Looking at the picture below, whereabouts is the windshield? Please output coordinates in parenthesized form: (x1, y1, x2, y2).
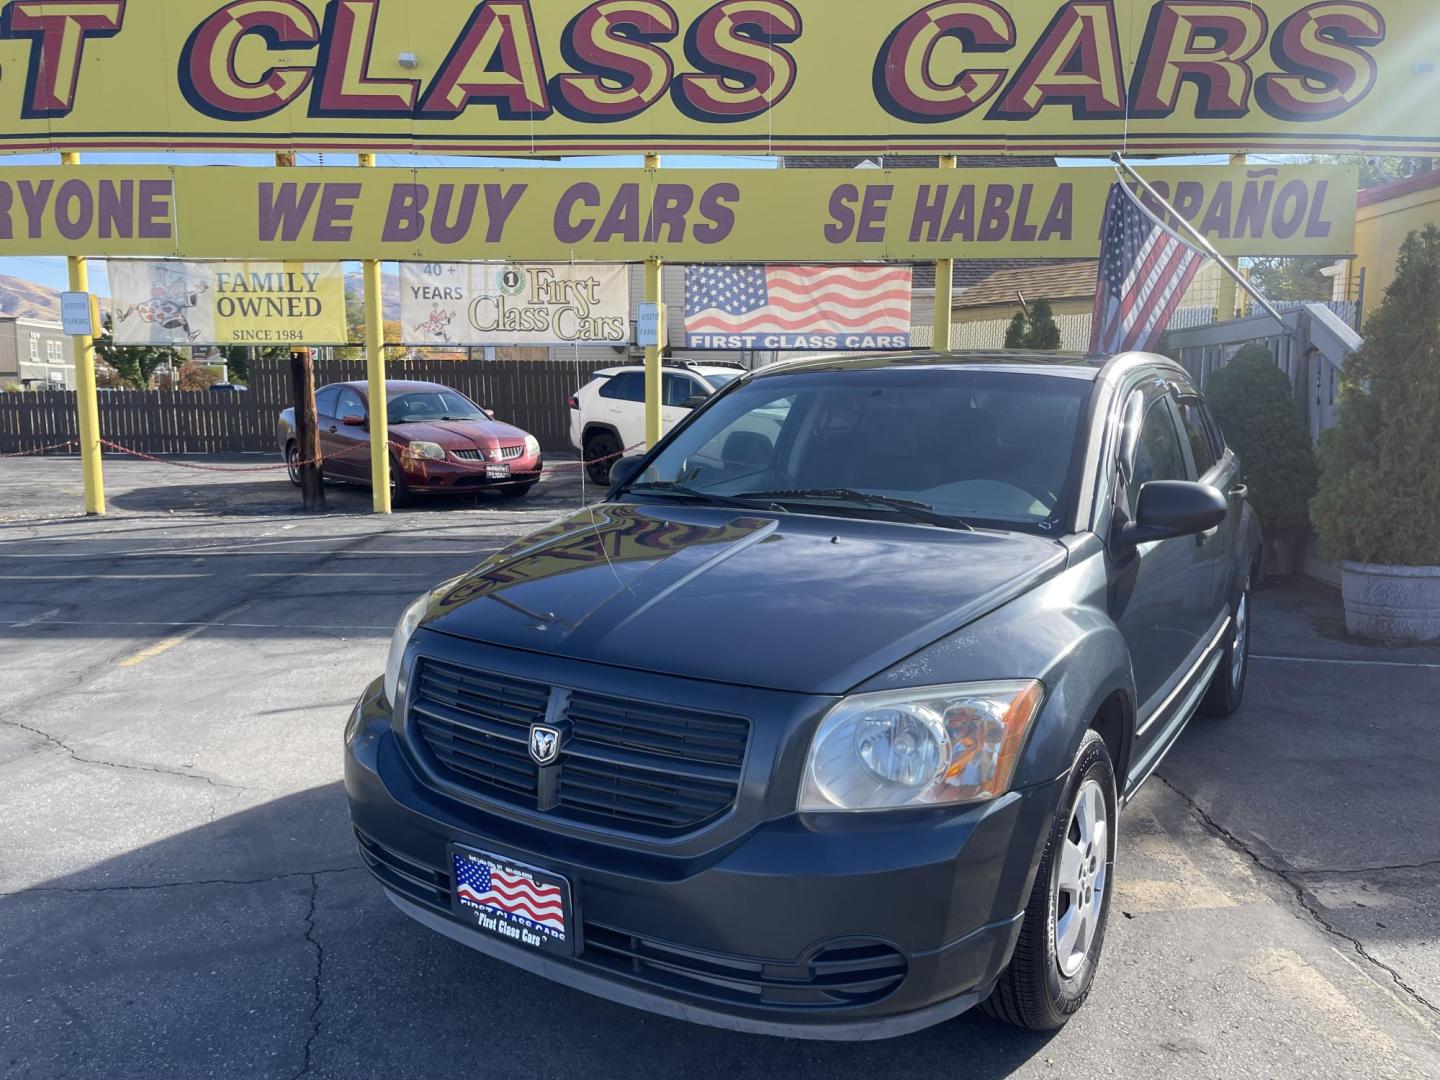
(628, 367, 1093, 532)
(388, 389, 487, 425)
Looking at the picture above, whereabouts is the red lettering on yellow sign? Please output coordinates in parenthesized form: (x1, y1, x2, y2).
(0, 0, 126, 118)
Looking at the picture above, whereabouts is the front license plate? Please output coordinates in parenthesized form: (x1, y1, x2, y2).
(448, 846, 573, 956)
(486, 463, 511, 479)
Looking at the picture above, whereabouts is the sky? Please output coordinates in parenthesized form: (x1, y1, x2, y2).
(0, 151, 1240, 295)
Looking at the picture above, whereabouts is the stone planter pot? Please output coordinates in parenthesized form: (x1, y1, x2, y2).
(1341, 562, 1440, 643)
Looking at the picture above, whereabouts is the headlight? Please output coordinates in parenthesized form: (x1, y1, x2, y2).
(382, 581, 458, 706)
(405, 441, 446, 461)
(798, 681, 1045, 812)
(524, 434, 540, 457)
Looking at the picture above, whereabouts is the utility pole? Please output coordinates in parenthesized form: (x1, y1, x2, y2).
(289, 348, 325, 511)
(643, 152, 663, 449)
(359, 152, 391, 513)
(61, 151, 105, 515)
(933, 154, 957, 352)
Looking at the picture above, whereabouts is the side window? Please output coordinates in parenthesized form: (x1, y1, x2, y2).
(599, 372, 644, 402)
(314, 387, 341, 418)
(1177, 398, 1217, 477)
(1127, 399, 1188, 509)
(663, 374, 701, 407)
(336, 388, 366, 420)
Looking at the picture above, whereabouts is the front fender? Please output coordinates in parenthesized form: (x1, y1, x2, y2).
(852, 548, 1135, 790)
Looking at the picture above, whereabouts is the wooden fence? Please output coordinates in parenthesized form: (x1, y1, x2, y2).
(0, 356, 616, 455)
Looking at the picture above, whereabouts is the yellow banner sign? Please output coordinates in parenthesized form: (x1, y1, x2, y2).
(0, 1, 1432, 157)
(1, 164, 1357, 260)
(108, 260, 347, 345)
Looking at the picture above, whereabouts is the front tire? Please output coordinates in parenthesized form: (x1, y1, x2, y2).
(285, 442, 302, 487)
(982, 730, 1117, 1031)
(389, 455, 415, 508)
(1201, 577, 1251, 717)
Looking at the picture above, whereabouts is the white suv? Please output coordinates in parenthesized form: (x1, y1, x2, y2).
(569, 363, 746, 482)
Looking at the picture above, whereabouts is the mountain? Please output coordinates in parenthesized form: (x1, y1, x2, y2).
(0, 274, 66, 320)
(343, 270, 402, 320)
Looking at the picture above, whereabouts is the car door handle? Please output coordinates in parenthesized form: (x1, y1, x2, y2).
(1229, 483, 1249, 500)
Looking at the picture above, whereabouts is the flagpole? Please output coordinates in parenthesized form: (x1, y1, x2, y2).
(1109, 153, 1291, 335)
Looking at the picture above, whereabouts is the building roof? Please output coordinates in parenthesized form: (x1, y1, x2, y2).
(1357, 168, 1440, 209)
(952, 261, 1098, 310)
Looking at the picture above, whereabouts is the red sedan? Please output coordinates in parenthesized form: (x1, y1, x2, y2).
(278, 381, 543, 504)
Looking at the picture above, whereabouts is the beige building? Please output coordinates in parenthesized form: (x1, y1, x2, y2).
(0, 317, 77, 389)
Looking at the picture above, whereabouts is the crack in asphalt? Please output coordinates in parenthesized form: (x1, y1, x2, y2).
(293, 872, 327, 1080)
(1157, 774, 1440, 1021)
(0, 714, 246, 790)
(0, 865, 362, 899)
(1290, 858, 1440, 876)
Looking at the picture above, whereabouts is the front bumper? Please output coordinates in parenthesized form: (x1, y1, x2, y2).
(345, 677, 1063, 1040)
(402, 453, 543, 492)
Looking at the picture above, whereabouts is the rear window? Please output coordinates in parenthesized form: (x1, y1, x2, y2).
(599, 372, 645, 402)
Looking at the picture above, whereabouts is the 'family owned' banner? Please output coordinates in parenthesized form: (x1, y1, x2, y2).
(0, 1, 1433, 156)
(108, 261, 347, 346)
(399, 263, 629, 346)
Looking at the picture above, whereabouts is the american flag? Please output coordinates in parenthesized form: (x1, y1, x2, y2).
(684, 265, 912, 337)
(1089, 183, 1210, 355)
(454, 854, 565, 936)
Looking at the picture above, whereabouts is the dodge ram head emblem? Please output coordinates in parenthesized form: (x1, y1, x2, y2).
(529, 724, 562, 766)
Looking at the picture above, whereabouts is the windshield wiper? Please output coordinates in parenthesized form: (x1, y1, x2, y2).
(625, 481, 785, 512)
(734, 488, 974, 531)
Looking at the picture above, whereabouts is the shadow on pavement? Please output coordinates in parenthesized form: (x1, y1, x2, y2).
(1, 783, 1055, 1080)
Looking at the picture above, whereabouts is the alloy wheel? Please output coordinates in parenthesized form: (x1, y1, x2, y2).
(1231, 590, 1249, 688)
(1055, 779, 1108, 978)
(286, 444, 301, 485)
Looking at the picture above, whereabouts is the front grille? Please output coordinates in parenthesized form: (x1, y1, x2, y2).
(355, 826, 451, 913)
(451, 445, 522, 462)
(408, 659, 750, 836)
(409, 661, 549, 798)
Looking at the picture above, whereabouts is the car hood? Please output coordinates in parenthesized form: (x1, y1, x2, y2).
(392, 419, 529, 447)
(421, 502, 1067, 694)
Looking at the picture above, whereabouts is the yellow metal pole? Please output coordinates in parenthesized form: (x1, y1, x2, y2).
(643, 152, 663, 449)
(1216, 153, 1246, 320)
(933, 154, 957, 352)
(61, 151, 105, 515)
(359, 153, 392, 513)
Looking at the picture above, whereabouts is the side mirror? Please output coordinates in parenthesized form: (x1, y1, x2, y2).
(1121, 481, 1228, 547)
(342, 414, 366, 427)
(680, 394, 709, 410)
(484, 408, 497, 419)
(609, 455, 646, 489)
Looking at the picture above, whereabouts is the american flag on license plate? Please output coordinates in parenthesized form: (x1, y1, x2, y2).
(684, 265, 912, 349)
(1089, 183, 1209, 355)
(454, 855, 565, 935)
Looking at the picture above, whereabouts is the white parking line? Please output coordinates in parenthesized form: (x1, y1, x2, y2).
(1253, 654, 1440, 671)
(2, 619, 393, 631)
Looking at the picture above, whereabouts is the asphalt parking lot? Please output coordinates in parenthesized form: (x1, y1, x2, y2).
(2, 456, 1439, 1079)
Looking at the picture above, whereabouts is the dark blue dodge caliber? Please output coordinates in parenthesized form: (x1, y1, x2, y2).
(345, 351, 1261, 1038)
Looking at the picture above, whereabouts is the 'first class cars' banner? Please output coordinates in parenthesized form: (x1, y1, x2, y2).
(0, 164, 1358, 261)
(0, 1, 1434, 157)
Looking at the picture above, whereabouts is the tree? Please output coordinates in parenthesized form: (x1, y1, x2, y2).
(1246, 258, 1333, 303)
(93, 315, 182, 389)
(1305, 154, 1432, 190)
(216, 343, 287, 385)
(1004, 299, 1062, 350)
(177, 360, 221, 390)
(1207, 343, 1319, 571)
(1312, 225, 1440, 566)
